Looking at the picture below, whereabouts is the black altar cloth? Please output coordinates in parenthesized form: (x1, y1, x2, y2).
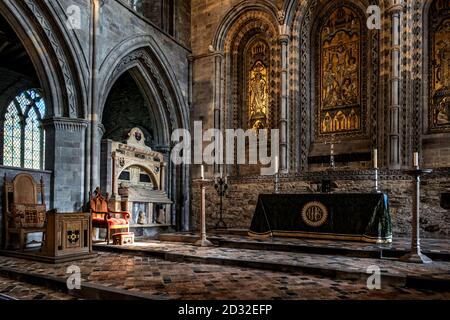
(248, 193, 392, 243)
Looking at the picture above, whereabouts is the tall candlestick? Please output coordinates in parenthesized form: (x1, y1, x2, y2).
(275, 156, 279, 175)
(413, 152, 419, 168)
(373, 149, 378, 169)
(201, 165, 204, 180)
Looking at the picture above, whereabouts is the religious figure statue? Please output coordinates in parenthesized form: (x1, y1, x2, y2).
(137, 211, 146, 225)
(323, 63, 339, 107)
(249, 61, 269, 129)
(435, 97, 450, 125)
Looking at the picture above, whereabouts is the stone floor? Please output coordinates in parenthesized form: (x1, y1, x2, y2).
(0, 276, 75, 300)
(161, 232, 450, 255)
(95, 239, 450, 281)
(0, 252, 449, 300)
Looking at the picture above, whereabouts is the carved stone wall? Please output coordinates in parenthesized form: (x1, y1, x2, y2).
(0, 0, 191, 230)
(191, 175, 450, 238)
(190, 0, 450, 239)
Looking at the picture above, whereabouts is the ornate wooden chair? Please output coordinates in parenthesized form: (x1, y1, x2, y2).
(3, 173, 47, 251)
(89, 187, 130, 244)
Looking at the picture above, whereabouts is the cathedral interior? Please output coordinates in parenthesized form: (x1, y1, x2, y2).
(0, 0, 449, 304)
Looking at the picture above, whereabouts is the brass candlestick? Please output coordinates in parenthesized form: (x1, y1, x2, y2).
(400, 167, 433, 264)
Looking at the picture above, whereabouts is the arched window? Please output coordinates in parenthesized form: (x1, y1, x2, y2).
(429, 0, 450, 131)
(2, 89, 45, 170)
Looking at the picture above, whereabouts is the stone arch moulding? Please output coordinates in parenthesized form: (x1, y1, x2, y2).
(0, 0, 86, 119)
(290, 0, 380, 172)
(98, 37, 190, 134)
(212, 0, 280, 52)
(210, 2, 282, 175)
(228, 18, 280, 131)
(98, 37, 191, 231)
(117, 164, 159, 191)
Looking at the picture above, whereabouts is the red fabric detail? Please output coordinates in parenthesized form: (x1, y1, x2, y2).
(107, 218, 128, 226)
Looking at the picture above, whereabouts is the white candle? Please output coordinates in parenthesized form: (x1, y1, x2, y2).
(201, 165, 204, 180)
(413, 152, 419, 167)
(373, 149, 378, 169)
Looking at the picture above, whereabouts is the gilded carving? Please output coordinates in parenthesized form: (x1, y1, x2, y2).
(248, 60, 269, 129)
(431, 7, 450, 129)
(319, 7, 361, 135)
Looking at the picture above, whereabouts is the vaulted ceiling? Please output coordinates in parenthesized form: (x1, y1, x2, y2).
(0, 14, 37, 79)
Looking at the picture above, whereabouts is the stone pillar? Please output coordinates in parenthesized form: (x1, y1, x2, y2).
(160, 162, 166, 191)
(42, 117, 88, 212)
(388, 1, 404, 169)
(279, 29, 290, 173)
(213, 52, 223, 174)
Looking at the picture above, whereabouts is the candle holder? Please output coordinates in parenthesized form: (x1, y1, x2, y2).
(194, 179, 214, 247)
(400, 168, 433, 264)
(274, 172, 281, 194)
(373, 168, 381, 193)
(214, 175, 228, 229)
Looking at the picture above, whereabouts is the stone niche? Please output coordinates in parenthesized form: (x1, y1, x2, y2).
(101, 128, 172, 230)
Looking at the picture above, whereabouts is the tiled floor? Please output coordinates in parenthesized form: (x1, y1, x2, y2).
(163, 232, 450, 254)
(0, 252, 449, 300)
(0, 276, 76, 300)
(96, 240, 450, 281)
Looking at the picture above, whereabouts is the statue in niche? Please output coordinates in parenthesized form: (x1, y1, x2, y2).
(137, 211, 146, 225)
(248, 61, 269, 129)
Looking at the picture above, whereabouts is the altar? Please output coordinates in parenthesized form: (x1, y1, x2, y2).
(248, 193, 392, 243)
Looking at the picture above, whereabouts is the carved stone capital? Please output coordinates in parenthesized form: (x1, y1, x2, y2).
(278, 33, 290, 45)
(41, 117, 88, 132)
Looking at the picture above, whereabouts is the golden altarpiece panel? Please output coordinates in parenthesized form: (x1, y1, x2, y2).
(317, 6, 362, 137)
(429, 0, 450, 132)
(245, 39, 270, 130)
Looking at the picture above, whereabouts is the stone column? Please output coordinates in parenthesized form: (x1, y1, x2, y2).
(388, 1, 404, 169)
(279, 28, 290, 173)
(42, 117, 88, 212)
(213, 52, 223, 174)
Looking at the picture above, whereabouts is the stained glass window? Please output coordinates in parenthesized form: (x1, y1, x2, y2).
(2, 89, 45, 170)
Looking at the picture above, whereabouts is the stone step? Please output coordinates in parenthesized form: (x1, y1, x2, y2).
(94, 243, 450, 292)
(0, 265, 166, 300)
(159, 233, 450, 262)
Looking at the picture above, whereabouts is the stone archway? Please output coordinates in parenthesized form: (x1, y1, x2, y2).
(98, 45, 190, 231)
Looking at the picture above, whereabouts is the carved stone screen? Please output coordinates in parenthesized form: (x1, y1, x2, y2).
(318, 7, 361, 136)
(430, 0, 450, 131)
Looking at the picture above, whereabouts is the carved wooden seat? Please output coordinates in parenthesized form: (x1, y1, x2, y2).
(89, 187, 130, 244)
(3, 173, 47, 251)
